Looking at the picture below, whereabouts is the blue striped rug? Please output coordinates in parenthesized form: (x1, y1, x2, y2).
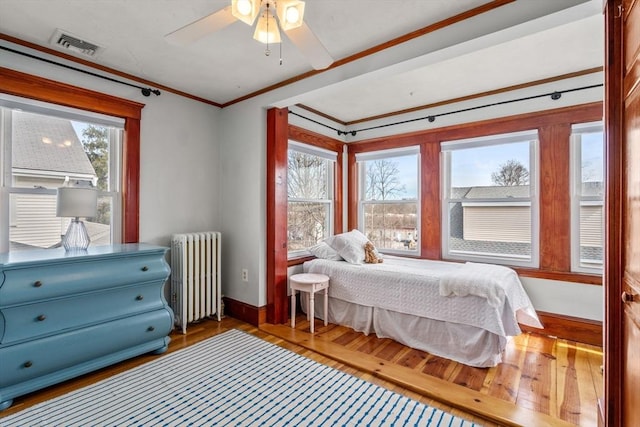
(0, 329, 479, 426)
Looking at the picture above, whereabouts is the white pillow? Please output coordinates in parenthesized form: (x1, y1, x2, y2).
(329, 230, 370, 264)
(308, 242, 343, 261)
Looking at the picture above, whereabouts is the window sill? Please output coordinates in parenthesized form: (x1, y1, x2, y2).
(287, 255, 315, 267)
(442, 255, 602, 285)
(287, 254, 603, 286)
(514, 268, 602, 285)
(426, 255, 602, 285)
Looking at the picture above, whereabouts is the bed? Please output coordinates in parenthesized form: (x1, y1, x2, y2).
(301, 254, 543, 368)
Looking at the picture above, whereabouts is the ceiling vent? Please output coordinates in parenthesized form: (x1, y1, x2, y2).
(50, 29, 102, 57)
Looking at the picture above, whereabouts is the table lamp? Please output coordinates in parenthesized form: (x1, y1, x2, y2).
(56, 186, 98, 251)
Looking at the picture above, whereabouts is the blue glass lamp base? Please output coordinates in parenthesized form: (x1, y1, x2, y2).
(63, 218, 91, 251)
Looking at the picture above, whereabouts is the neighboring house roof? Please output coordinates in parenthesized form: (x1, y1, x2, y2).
(465, 185, 530, 199)
(451, 185, 529, 199)
(453, 182, 604, 199)
(12, 111, 96, 176)
(451, 187, 471, 199)
(583, 181, 604, 197)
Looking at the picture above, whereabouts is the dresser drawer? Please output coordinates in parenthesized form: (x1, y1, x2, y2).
(0, 309, 172, 388)
(0, 282, 167, 345)
(0, 255, 169, 306)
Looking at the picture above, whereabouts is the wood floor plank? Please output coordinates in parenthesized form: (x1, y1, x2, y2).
(397, 348, 430, 370)
(579, 342, 604, 403)
(332, 328, 362, 346)
(387, 345, 415, 365)
(549, 336, 559, 420)
(516, 334, 556, 416)
(375, 339, 406, 361)
(356, 334, 389, 354)
(479, 358, 498, 397)
(557, 340, 582, 424)
(314, 323, 346, 340)
(422, 353, 456, 380)
(453, 365, 489, 391)
(343, 330, 376, 351)
(571, 341, 600, 427)
(487, 333, 528, 402)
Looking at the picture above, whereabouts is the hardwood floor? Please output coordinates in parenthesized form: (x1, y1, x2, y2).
(263, 314, 603, 427)
(0, 316, 601, 426)
(0, 317, 493, 426)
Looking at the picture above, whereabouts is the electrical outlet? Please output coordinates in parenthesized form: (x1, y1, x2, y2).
(241, 268, 248, 282)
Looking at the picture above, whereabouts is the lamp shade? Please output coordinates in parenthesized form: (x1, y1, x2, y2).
(56, 187, 98, 218)
(276, 0, 305, 30)
(253, 12, 281, 44)
(231, 0, 260, 26)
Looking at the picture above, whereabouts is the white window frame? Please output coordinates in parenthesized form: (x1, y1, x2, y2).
(570, 121, 604, 274)
(0, 94, 123, 252)
(287, 141, 335, 259)
(356, 146, 420, 256)
(441, 131, 540, 268)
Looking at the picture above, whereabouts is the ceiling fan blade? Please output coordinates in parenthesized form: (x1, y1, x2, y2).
(165, 6, 236, 45)
(285, 22, 333, 70)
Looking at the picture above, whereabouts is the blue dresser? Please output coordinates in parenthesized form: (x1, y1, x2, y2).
(0, 244, 173, 410)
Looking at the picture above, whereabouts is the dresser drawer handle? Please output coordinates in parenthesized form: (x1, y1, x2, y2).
(23, 361, 33, 368)
(141, 266, 149, 272)
(136, 295, 144, 301)
(33, 280, 43, 288)
(36, 314, 47, 322)
(147, 326, 155, 332)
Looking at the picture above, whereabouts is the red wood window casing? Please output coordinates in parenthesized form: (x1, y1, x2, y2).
(0, 66, 144, 243)
(266, 107, 289, 324)
(347, 102, 603, 285)
(267, 113, 346, 322)
(288, 125, 345, 236)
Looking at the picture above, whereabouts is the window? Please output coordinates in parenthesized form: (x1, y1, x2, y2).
(441, 131, 539, 267)
(571, 122, 604, 273)
(287, 141, 335, 257)
(1, 94, 123, 252)
(357, 147, 419, 254)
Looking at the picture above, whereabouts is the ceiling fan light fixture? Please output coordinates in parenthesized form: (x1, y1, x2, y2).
(253, 12, 281, 44)
(276, 0, 305, 30)
(231, 0, 260, 26)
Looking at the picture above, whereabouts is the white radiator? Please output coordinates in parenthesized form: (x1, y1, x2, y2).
(170, 232, 222, 334)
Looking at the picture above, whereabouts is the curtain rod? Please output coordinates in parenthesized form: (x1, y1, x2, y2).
(288, 110, 342, 133)
(1, 45, 161, 97)
(290, 83, 603, 137)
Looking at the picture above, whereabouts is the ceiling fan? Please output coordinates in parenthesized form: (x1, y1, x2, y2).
(165, 0, 334, 70)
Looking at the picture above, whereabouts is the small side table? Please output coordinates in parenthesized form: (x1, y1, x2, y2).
(290, 273, 329, 333)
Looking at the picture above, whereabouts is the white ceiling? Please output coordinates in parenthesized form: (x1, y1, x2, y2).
(0, 0, 603, 124)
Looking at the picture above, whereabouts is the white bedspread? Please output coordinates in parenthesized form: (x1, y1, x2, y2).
(304, 256, 542, 338)
(439, 262, 517, 308)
